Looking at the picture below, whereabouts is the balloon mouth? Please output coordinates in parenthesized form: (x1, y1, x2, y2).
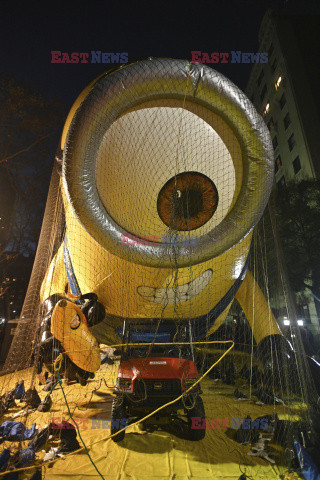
(137, 269, 213, 304)
(157, 172, 219, 231)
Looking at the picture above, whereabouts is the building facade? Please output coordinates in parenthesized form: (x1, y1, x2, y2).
(246, 10, 320, 338)
(246, 10, 320, 184)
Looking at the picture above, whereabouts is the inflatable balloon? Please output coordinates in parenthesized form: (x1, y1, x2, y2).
(40, 58, 282, 369)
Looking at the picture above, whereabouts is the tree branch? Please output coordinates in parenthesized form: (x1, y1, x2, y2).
(0, 133, 52, 164)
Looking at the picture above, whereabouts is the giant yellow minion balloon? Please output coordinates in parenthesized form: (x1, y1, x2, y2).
(41, 58, 282, 373)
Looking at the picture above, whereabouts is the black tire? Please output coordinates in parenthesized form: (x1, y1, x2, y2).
(186, 396, 206, 441)
(111, 397, 126, 442)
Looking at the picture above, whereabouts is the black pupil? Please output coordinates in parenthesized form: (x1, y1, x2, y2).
(172, 188, 203, 218)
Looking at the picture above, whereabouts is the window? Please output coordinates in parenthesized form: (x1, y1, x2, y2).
(271, 58, 277, 73)
(257, 70, 264, 87)
(288, 133, 296, 151)
(280, 93, 286, 109)
(293, 155, 301, 174)
(272, 135, 279, 150)
(275, 75, 282, 90)
(267, 117, 274, 131)
(277, 175, 286, 189)
(275, 154, 282, 172)
(260, 84, 267, 102)
(283, 112, 291, 130)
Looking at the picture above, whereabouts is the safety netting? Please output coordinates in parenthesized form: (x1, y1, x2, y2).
(0, 58, 319, 480)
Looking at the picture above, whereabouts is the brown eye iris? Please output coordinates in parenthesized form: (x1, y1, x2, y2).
(157, 172, 218, 231)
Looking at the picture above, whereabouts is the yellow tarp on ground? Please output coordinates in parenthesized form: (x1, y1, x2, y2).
(0, 364, 304, 480)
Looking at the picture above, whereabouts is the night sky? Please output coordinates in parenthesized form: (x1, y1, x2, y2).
(1, 0, 320, 109)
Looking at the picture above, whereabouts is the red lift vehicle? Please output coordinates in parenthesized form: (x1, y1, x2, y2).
(111, 320, 206, 442)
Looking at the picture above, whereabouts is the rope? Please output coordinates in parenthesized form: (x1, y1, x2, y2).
(0, 340, 234, 478)
(57, 339, 235, 356)
(54, 367, 106, 480)
(53, 340, 235, 443)
(249, 230, 257, 399)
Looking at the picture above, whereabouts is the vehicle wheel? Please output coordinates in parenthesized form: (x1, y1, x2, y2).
(186, 395, 206, 441)
(111, 397, 126, 442)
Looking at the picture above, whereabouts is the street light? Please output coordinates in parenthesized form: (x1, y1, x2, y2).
(283, 317, 290, 326)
